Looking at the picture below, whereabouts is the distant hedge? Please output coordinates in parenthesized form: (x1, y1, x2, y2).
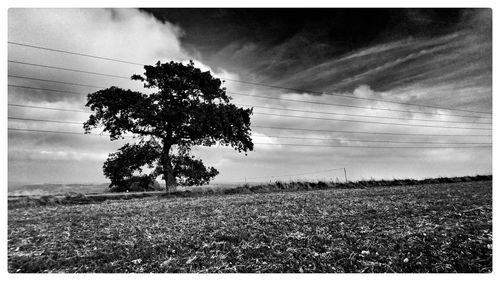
(8, 175, 492, 209)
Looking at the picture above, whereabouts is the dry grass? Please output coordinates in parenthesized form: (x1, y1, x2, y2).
(8, 180, 492, 273)
(8, 175, 492, 209)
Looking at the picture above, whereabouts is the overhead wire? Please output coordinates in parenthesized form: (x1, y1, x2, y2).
(9, 99, 491, 125)
(8, 75, 492, 122)
(7, 103, 493, 137)
(254, 112, 491, 130)
(9, 84, 86, 96)
(236, 103, 491, 124)
(253, 143, 491, 148)
(8, 41, 492, 115)
(227, 91, 492, 119)
(7, 112, 493, 137)
(8, 103, 89, 113)
(7, 116, 491, 144)
(8, 42, 145, 66)
(7, 98, 491, 130)
(8, 84, 493, 123)
(8, 60, 131, 80)
(7, 116, 492, 145)
(7, 61, 492, 119)
(8, 74, 106, 89)
(256, 135, 491, 145)
(251, 125, 491, 137)
(7, 127, 491, 149)
(7, 42, 493, 150)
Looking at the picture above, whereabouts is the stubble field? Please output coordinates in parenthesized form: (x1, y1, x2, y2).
(8, 180, 492, 273)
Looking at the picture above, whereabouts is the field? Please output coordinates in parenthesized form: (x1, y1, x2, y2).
(8, 180, 492, 273)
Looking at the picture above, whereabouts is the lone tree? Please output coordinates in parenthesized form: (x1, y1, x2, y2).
(84, 61, 253, 192)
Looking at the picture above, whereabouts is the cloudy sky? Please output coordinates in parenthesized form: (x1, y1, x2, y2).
(8, 8, 492, 185)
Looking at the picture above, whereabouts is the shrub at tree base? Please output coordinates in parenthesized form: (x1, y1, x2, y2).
(109, 175, 162, 193)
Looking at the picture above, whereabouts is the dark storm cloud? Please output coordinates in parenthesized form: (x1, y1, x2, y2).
(143, 8, 470, 76)
(145, 8, 491, 112)
(144, 8, 465, 57)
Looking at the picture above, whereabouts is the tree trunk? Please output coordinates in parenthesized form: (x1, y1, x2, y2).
(162, 143, 175, 193)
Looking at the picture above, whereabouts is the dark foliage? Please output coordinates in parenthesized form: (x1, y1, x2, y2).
(171, 154, 219, 186)
(108, 176, 162, 193)
(84, 61, 253, 191)
(103, 140, 160, 191)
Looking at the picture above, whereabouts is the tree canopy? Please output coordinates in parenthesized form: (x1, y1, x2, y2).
(84, 60, 253, 191)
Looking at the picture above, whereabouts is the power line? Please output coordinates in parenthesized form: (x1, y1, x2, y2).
(8, 75, 106, 89)
(9, 41, 492, 116)
(9, 117, 82, 125)
(8, 60, 131, 80)
(9, 127, 94, 136)
(7, 127, 133, 138)
(252, 125, 491, 137)
(8, 60, 492, 119)
(228, 91, 492, 119)
(10, 100, 490, 127)
(8, 125, 489, 145)
(255, 112, 491, 130)
(8, 127, 491, 149)
(8, 41, 144, 66)
(9, 74, 491, 124)
(223, 79, 492, 115)
(8, 82, 491, 121)
(8, 103, 89, 113)
(8, 116, 492, 137)
(253, 135, 491, 145)
(8, 116, 492, 144)
(9, 85, 85, 96)
(237, 103, 491, 125)
(7, 103, 491, 131)
(254, 143, 491, 148)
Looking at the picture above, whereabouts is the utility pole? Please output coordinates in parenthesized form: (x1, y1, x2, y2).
(343, 168, 348, 183)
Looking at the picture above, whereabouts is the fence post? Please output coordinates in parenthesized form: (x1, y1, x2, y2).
(343, 168, 348, 183)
